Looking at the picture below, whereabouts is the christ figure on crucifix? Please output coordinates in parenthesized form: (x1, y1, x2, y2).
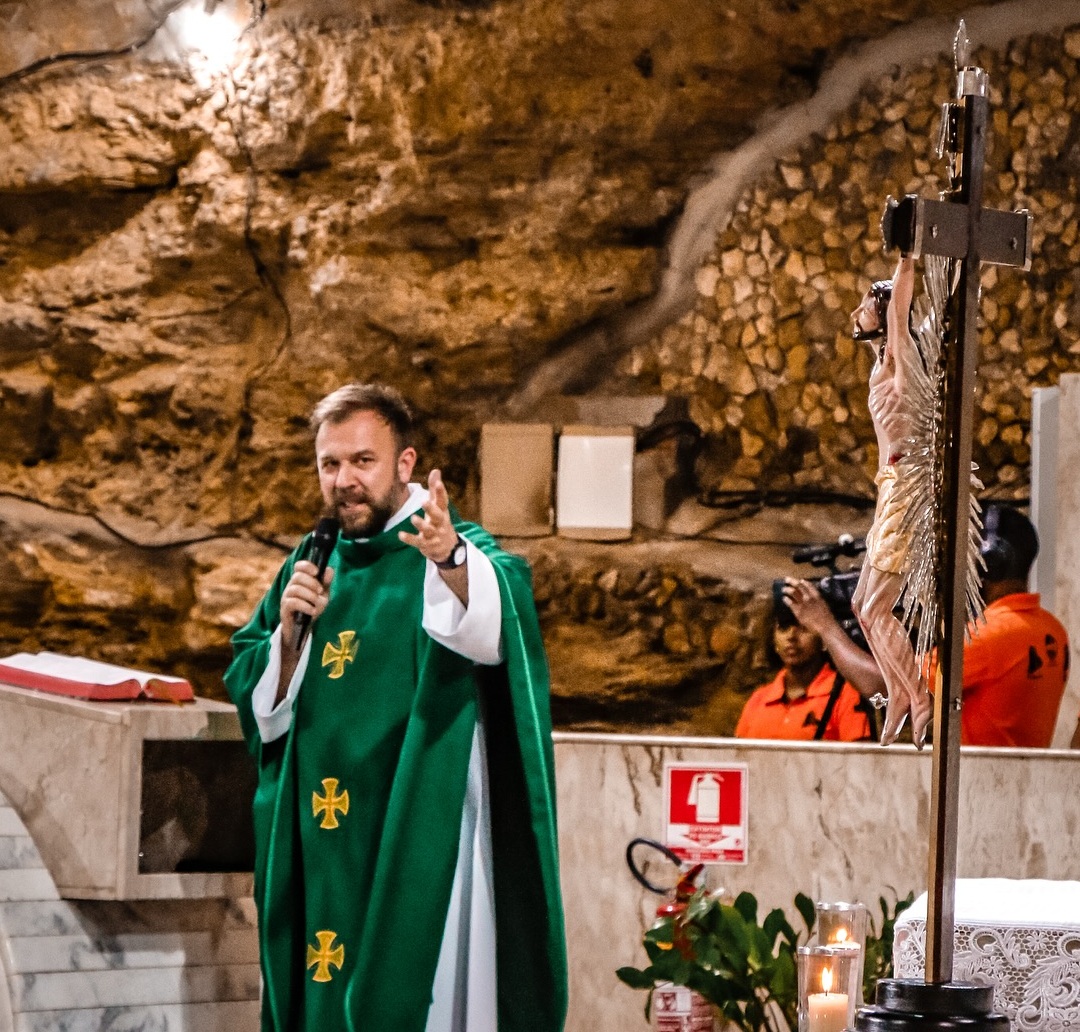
(850, 255, 934, 747)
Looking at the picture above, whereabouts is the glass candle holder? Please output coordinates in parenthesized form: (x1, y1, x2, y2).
(797, 944, 858, 1032)
(815, 901, 868, 1003)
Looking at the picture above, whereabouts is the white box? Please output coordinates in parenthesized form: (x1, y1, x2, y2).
(556, 425, 634, 541)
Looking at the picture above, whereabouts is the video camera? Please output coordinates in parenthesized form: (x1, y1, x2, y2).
(773, 534, 867, 649)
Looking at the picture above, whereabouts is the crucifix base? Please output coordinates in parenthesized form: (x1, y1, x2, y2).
(855, 979, 1009, 1031)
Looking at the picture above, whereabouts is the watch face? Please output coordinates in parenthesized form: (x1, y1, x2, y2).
(437, 539, 467, 568)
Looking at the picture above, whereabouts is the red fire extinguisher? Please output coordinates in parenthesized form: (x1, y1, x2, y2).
(626, 840, 716, 1032)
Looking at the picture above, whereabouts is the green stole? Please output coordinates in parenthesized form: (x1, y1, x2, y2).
(225, 514, 568, 1032)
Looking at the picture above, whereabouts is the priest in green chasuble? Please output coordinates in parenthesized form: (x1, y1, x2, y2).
(225, 383, 568, 1032)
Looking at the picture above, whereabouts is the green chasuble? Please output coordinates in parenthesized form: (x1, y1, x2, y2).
(225, 514, 568, 1032)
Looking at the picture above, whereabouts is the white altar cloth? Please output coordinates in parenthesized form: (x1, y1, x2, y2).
(893, 878, 1080, 1031)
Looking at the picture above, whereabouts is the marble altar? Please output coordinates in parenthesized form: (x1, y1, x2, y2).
(0, 680, 259, 1029)
(0, 681, 254, 900)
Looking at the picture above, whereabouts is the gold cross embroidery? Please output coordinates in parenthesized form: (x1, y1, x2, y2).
(312, 778, 349, 830)
(322, 630, 358, 679)
(306, 930, 344, 983)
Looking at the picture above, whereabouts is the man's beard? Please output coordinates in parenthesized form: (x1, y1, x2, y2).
(332, 490, 399, 539)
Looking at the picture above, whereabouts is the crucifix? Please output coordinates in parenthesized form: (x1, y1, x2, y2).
(856, 22, 1031, 1031)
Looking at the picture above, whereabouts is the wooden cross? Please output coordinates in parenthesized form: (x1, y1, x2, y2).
(306, 930, 345, 983)
(879, 22, 1032, 986)
(321, 630, 358, 680)
(312, 777, 350, 830)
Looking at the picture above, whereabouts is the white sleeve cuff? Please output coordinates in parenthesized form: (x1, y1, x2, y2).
(422, 539, 504, 666)
(251, 627, 311, 743)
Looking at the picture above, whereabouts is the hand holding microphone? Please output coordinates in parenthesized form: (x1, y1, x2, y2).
(282, 517, 340, 652)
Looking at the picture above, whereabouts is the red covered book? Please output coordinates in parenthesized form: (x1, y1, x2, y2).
(0, 652, 194, 703)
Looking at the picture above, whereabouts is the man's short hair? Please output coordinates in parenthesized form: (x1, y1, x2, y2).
(309, 383, 414, 452)
(980, 504, 1039, 583)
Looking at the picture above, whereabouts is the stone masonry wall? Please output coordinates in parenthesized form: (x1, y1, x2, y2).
(625, 31, 1080, 504)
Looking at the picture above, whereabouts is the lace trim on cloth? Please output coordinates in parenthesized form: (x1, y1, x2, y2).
(894, 918, 1080, 1031)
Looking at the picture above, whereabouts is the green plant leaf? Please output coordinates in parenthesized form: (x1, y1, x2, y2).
(795, 891, 816, 935)
(746, 924, 776, 972)
(699, 899, 730, 937)
(693, 936, 726, 972)
(644, 919, 676, 944)
(733, 891, 759, 925)
(616, 966, 658, 990)
(644, 937, 679, 968)
(763, 907, 797, 947)
(644, 923, 676, 953)
(743, 997, 764, 1027)
(768, 950, 797, 997)
(716, 905, 753, 972)
(685, 888, 716, 923)
(721, 997, 757, 1032)
(669, 955, 696, 985)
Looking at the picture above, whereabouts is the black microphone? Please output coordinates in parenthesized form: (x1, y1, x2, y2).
(293, 517, 340, 651)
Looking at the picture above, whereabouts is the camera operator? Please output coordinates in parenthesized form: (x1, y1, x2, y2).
(734, 579, 884, 742)
(958, 504, 1069, 748)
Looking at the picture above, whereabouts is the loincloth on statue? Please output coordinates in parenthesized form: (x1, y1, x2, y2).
(865, 464, 912, 575)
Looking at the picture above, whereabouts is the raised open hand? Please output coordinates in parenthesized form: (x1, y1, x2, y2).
(398, 468, 460, 565)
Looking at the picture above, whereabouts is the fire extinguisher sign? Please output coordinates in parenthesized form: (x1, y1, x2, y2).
(662, 762, 748, 865)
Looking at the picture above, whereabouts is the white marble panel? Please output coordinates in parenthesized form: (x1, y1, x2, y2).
(9, 962, 261, 1012)
(0, 810, 25, 837)
(554, 734, 1080, 1032)
(0, 839, 42, 872)
(65, 898, 258, 938)
(0, 950, 12, 1032)
(14, 1000, 260, 1032)
(229, 898, 258, 927)
(0, 902, 90, 938)
(0, 871, 57, 904)
(5, 928, 260, 974)
(1, 934, 127, 978)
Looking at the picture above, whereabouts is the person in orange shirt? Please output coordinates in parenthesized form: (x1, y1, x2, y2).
(961, 504, 1069, 747)
(735, 580, 882, 742)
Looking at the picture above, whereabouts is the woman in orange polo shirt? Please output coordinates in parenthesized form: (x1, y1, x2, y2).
(735, 580, 880, 742)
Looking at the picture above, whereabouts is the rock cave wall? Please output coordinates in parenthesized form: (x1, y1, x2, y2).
(0, 0, 1077, 734)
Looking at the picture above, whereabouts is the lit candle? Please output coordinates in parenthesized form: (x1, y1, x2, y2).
(827, 928, 862, 959)
(826, 924, 864, 1004)
(828, 927, 860, 954)
(808, 966, 850, 1032)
